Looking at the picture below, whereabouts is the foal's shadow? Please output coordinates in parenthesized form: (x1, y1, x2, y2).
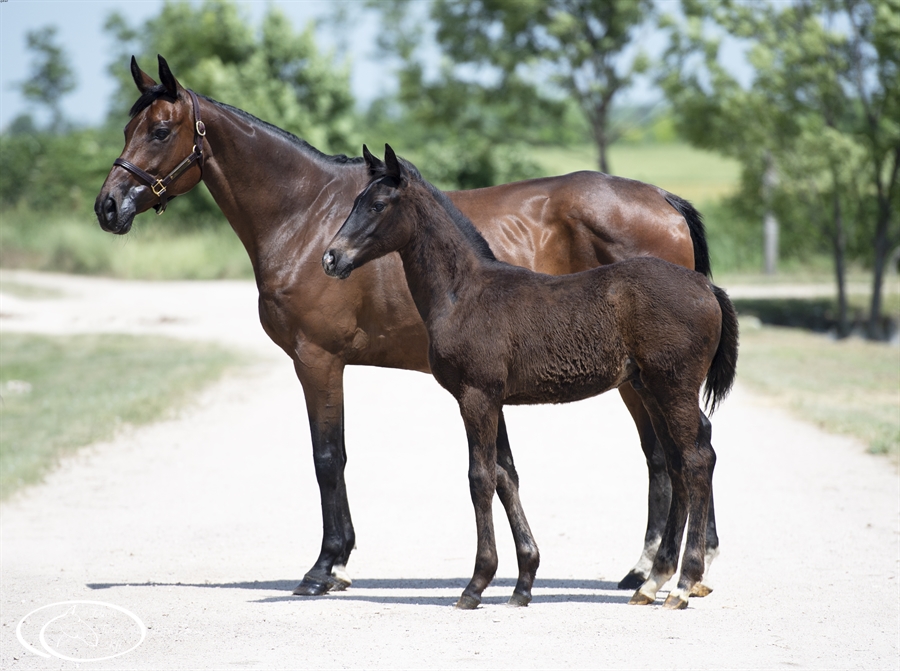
(87, 577, 631, 606)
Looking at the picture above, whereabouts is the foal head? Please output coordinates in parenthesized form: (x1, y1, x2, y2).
(322, 144, 414, 279)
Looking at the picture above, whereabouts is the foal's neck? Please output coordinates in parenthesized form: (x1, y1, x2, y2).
(397, 184, 493, 324)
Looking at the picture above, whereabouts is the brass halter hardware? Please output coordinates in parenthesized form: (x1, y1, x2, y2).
(112, 90, 206, 215)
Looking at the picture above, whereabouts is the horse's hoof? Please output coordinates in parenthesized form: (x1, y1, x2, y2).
(293, 576, 329, 596)
(628, 590, 655, 606)
(690, 582, 712, 597)
(618, 570, 647, 591)
(507, 591, 531, 607)
(663, 593, 689, 610)
(456, 594, 481, 610)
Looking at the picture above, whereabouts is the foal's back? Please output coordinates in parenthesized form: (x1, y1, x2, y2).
(436, 256, 721, 407)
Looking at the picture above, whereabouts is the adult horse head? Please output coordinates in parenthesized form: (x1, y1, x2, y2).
(95, 56, 205, 234)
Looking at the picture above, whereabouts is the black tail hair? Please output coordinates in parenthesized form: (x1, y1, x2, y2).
(704, 284, 739, 413)
(665, 193, 711, 278)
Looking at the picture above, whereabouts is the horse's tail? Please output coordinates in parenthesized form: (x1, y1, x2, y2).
(665, 193, 712, 279)
(703, 284, 739, 414)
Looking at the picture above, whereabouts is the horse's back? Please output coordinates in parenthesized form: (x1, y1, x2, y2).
(448, 171, 695, 274)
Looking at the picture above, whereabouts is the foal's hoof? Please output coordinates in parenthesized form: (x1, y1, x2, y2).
(618, 570, 647, 591)
(293, 576, 329, 596)
(690, 582, 713, 598)
(507, 591, 532, 607)
(456, 594, 481, 610)
(628, 590, 655, 606)
(663, 593, 689, 610)
(293, 571, 351, 596)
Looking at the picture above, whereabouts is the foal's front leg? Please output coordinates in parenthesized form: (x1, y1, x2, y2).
(456, 389, 501, 610)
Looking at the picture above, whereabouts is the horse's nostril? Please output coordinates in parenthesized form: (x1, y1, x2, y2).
(103, 197, 117, 222)
(323, 251, 335, 269)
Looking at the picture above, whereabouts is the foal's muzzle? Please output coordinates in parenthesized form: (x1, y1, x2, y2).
(322, 249, 353, 280)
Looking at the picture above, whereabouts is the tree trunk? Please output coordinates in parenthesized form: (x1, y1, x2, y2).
(831, 187, 849, 338)
(762, 152, 779, 275)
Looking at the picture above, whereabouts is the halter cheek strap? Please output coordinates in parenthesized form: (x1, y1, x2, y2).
(113, 89, 206, 215)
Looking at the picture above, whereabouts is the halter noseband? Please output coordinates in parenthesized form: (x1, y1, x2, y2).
(113, 89, 206, 215)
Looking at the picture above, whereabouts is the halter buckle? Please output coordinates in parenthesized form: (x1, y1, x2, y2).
(196, 120, 206, 137)
(151, 180, 167, 198)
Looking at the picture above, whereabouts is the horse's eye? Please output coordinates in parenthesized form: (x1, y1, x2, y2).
(152, 127, 170, 141)
(372, 201, 386, 212)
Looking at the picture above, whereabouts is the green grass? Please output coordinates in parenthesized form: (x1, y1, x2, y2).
(0, 333, 244, 499)
(737, 321, 900, 459)
(532, 142, 742, 203)
(0, 209, 252, 280)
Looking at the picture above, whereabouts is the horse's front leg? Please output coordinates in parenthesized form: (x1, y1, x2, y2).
(495, 410, 540, 607)
(456, 388, 501, 610)
(291, 354, 355, 596)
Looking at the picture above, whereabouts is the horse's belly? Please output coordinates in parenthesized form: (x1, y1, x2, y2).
(504, 369, 622, 406)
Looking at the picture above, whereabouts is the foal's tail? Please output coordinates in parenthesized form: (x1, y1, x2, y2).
(703, 284, 739, 414)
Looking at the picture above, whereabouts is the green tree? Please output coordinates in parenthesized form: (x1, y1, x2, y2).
(104, 0, 356, 153)
(660, 0, 899, 340)
(363, 0, 652, 176)
(18, 26, 76, 133)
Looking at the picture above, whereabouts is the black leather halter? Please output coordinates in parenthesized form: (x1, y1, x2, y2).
(113, 89, 206, 214)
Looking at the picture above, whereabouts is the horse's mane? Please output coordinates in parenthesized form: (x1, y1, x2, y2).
(128, 85, 363, 167)
(403, 166, 498, 263)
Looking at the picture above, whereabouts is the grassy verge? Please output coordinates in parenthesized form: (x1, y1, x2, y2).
(0, 209, 252, 280)
(0, 333, 245, 499)
(531, 142, 741, 203)
(736, 321, 900, 459)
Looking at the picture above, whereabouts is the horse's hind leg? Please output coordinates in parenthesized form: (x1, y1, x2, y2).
(292, 357, 356, 596)
(495, 410, 540, 606)
(617, 384, 671, 590)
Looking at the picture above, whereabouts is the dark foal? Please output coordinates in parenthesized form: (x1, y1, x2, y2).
(324, 146, 738, 610)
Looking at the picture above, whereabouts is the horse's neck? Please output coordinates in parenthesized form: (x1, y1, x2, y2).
(398, 194, 488, 324)
(198, 101, 357, 273)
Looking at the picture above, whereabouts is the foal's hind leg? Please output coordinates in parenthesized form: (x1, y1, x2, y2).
(690, 411, 719, 598)
(495, 410, 540, 606)
(629, 393, 714, 609)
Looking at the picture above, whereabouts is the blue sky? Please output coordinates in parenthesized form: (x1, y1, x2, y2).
(0, 0, 748, 132)
(0, 0, 384, 130)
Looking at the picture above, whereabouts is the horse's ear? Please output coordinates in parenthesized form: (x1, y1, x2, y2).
(131, 56, 157, 93)
(384, 144, 404, 182)
(362, 144, 385, 176)
(157, 55, 181, 97)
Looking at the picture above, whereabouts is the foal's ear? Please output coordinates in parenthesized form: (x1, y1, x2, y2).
(157, 55, 181, 98)
(131, 56, 157, 94)
(362, 144, 385, 176)
(384, 144, 404, 183)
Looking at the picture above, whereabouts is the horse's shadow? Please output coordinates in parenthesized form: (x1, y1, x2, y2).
(86, 578, 632, 605)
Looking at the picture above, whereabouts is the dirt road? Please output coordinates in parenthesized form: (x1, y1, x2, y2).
(1, 270, 898, 670)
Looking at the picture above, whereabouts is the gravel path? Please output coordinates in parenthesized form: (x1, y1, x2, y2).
(1, 270, 898, 670)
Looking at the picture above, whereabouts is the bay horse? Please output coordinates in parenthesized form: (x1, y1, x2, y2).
(323, 145, 738, 609)
(95, 55, 718, 597)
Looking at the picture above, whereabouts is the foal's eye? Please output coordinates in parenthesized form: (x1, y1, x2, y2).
(372, 201, 386, 213)
(152, 127, 170, 141)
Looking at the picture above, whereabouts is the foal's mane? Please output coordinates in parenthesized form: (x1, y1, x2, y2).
(128, 85, 363, 166)
(403, 167, 498, 263)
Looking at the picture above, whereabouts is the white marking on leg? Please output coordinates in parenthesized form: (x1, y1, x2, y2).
(331, 564, 352, 586)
